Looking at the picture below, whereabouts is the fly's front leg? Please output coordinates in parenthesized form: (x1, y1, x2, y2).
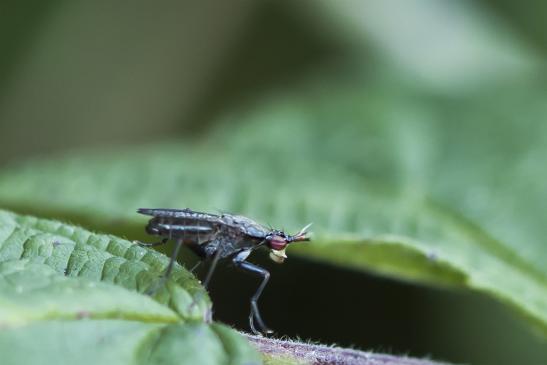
(233, 251, 273, 335)
(135, 238, 168, 247)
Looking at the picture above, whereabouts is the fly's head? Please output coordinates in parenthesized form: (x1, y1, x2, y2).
(265, 223, 312, 264)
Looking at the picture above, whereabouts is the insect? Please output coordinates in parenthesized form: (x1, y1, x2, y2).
(137, 208, 311, 335)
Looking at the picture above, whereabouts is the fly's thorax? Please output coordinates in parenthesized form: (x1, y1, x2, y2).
(231, 234, 265, 251)
(221, 214, 269, 238)
(202, 235, 262, 259)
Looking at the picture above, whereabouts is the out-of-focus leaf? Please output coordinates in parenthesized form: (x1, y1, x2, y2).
(0, 83, 545, 337)
(480, 0, 547, 52)
(0, 0, 256, 163)
(0, 210, 261, 365)
(306, 0, 540, 91)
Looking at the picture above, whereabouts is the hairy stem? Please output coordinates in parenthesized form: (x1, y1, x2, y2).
(246, 334, 452, 365)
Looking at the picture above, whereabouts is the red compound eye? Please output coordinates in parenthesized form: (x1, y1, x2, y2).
(268, 235, 287, 250)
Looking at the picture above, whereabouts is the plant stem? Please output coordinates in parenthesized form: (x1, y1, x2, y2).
(246, 334, 452, 365)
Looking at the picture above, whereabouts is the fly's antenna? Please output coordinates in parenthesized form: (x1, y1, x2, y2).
(288, 223, 312, 243)
(298, 222, 313, 235)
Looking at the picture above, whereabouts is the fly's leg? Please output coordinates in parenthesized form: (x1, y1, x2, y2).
(202, 247, 221, 290)
(189, 261, 201, 273)
(163, 237, 184, 280)
(187, 242, 207, 273)
(233, 254, 273, 335)
(135, 238, 168, 247)
(147, 217, 185, 294)
(187, 247, 222, 319)
(145, 238, 183, 295)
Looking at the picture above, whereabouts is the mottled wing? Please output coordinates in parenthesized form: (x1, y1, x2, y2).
(154, 223, 213, 234)
(138, 208, 222, 224)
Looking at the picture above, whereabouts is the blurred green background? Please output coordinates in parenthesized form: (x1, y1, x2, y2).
(1, 1, 546, 365)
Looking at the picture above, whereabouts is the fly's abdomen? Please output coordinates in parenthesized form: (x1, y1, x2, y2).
(146, 217, 216, 243)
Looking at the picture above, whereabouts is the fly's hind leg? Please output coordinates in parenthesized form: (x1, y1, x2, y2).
(145, 238, 184, 295)
(202, 247, 221, 290)
(187, 242, 207, 273)
(233, 251, 273, 335)
(186, 246, 221, 321)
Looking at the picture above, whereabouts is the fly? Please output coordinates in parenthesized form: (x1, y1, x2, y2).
(136, 207, 311, 335)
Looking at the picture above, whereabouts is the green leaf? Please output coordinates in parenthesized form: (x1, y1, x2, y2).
(0, 210, 261, 365)
(0, 321, 259, 365)
(0, 83, 545, 338)
(0, 209, 209, 320)
(0, 259, 177, 325)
